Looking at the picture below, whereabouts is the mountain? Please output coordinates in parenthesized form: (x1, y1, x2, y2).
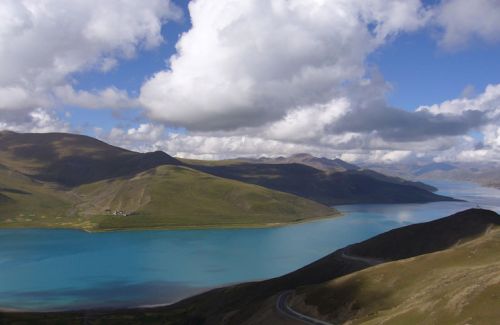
(242, 154, 436, 192)
(0, 132, 337, 230)
(248, 153, 360, 172)
(188, 161, 454, 205)
(4, 209, 497, 324)
(0, 131, 181, 186)
(367, 161, 500, 189)
(71, 165, 336, 231)
(414, 162, 457, 176)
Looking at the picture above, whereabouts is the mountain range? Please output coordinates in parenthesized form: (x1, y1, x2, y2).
(366, 161, 500, 190)
(0, 131, 454, 230)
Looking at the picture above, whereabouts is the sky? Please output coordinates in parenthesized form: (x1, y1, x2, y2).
(1, 0, 500, 164)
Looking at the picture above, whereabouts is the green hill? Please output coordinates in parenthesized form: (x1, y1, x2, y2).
(0, 163, 337, 231)
(72, 165, 337, 231)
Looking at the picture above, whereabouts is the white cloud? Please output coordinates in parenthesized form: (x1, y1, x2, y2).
(435, 0, 500, 49)
(419, 84, 500, 118)
(265, 98, 350, 142)
(0, 86, 49, 111)
(54, 85, 138, 109)
(0, 108, 69, 133)
(417, 84, 500, 163)
(0, 0, 180, 112)
(3, 0, 499, 166)
(140, 0, 428, 131)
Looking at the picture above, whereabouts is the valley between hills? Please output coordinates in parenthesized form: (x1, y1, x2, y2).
(0, 131, 455, 231)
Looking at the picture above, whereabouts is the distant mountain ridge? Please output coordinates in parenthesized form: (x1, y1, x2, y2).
(245, 153, 360, 172)
(188, 155, 451, 205)
(238, 154, 437, 192)
(367, 161, 500, 189)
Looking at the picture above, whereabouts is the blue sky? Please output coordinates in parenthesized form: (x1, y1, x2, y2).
(371, 30, 500, 109)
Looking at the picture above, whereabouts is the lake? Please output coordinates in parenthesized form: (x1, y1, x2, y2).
(0, 180, 499, 311)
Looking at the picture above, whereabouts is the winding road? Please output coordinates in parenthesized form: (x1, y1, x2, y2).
(275, 250, 383, 324)
(276, 290, 332, 325)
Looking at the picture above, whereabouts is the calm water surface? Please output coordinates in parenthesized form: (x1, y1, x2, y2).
(0, 180, 499, 310)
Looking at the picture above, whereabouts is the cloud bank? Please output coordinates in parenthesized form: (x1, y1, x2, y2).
(0, 0, 180, 114)
(2, 0, 500, 164)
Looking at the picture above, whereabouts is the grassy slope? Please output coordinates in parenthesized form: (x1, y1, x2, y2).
(76, 165, 337, 230)
(292, 226, 500, 325)
(0, 165, 76, 228)
(0, 165, 337, 231)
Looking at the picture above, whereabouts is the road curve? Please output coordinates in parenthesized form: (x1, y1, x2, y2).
(276, 290, 332, 325)
(275, 251, 384, 324)
(340, 250, 384, 266)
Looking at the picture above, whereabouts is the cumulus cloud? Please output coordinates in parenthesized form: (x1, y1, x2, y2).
(435, 0, 500, 49)
(332, 104, 485, 142)
(136, 0, 493, 161)
(140, 0, 429, 131)
(416, 84, 500, 163)
(101, 129, 329, 160)
(419, 84, 500, 118)
(112, 82, 500, 164)
(3, 0, 500, 165)
(0, 0, 180, 112)
(54, 85, 138, 109)
(0, 108, 69, 133)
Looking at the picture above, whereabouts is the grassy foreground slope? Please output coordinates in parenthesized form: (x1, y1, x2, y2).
(291, 226, 500, 325)
(0, 164, 337, 231)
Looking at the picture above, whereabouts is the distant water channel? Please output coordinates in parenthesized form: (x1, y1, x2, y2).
(0, 180, 499, 311)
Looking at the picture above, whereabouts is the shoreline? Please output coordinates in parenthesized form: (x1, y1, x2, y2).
(0, 212, 343, 233)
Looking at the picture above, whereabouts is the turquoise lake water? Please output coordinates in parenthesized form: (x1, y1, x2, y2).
(0, 180, 499, 311)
